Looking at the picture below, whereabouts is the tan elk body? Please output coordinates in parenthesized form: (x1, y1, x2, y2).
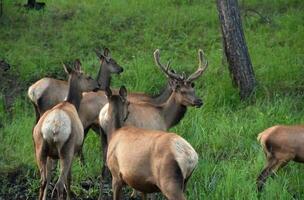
(28, 48, 123, 122)
(257, 125, 304, 191)
(99, 86, 198, 200)
(33, 60, 99, 200)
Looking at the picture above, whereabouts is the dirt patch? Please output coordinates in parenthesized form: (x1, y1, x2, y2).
(0, 164, 144, 200)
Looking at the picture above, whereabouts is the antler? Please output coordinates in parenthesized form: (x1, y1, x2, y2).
(153, 49, 183, 81)
(186, 49, 208, 82)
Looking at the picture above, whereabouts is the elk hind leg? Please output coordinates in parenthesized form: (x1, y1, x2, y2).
(36, 143, 47, 200)
(257, 155, 290, 192)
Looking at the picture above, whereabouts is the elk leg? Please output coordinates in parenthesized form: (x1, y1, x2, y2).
(52, 147, 74, 200)
(257, 157, 288, 192)
(141, 192, 147, 200)
(41, 157, 54, 200)
(79, 127, 91, 166)
(112, 177, 123, 200)
(36, 142, 47, 200)
(100, 127, 111, 182)
(98, 127, 110, 200)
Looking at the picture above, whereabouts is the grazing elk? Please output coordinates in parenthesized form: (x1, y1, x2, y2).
(32, 60, 99, 200)
(257, 125, 304, 191)
(28, 48, 123, 123)
(99, 86, 198, 200)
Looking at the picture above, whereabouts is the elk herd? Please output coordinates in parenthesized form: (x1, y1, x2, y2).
(26, 48, 303, 199)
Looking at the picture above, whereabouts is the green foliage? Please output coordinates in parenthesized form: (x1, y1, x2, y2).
(1, 0, 304, 199)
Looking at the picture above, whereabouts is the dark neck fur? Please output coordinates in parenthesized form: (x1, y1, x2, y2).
(161, 93, 187, 129)
(105, 103, 123, 143)
(97, 64, 111, 90)
(151, 82, 172, 104)
(66, 74, 82, 111)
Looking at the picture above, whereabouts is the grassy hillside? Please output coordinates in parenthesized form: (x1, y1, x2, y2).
(1, 0, 304, 199)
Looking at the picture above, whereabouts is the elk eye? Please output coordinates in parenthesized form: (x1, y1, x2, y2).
(191, 82, 195, 88)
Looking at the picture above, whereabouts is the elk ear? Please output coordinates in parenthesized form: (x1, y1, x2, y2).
(119, 86, 127, 101)
(74, 59, 82, 72)
(105, 87, 112, 99)
(103, 48, 111, 57)
(63, 63, 73, 74)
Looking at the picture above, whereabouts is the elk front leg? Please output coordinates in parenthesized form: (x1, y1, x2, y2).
(112, 177, 123, 200)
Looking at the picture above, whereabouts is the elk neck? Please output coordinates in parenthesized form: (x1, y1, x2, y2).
(105, 102, 124, 143)
(151, 81, 172, 104)
(97, 64, 111, 90)
(66, 74, 83, 111)
(160, 92, 187, 129)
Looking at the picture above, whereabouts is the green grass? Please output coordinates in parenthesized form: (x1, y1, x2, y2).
(1, 0, 304, 199)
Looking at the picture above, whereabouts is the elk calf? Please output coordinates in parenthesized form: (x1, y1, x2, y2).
(257, 125, 304, 191)
(33, 60, 99, 200)
(99, 86, 198, 200)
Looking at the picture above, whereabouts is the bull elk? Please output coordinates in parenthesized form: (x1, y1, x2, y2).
(99, 86, 198, 200)
(98, 49, 207, 199)
(27, 47, 123, 123)
(32, 60, 99, 200)
(257, 125, 304, 191)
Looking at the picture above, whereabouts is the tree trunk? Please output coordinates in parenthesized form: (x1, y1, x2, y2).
(27, 0, 36, 7)
(216, 0, 256, 100)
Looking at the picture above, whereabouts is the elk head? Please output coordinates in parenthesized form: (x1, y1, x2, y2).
(154, 49, 207, 108)
(63, 59, 100, 93)
(95, 47, 124, 85)
(102, 86, 129, 130)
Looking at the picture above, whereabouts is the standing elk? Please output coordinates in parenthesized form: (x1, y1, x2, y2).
(257, 125, 304, 191)
(28, 48, 123, 123)
(98, 49, 207, 199)
(33, 60, 99, 200)
(99, 86, 198, 200)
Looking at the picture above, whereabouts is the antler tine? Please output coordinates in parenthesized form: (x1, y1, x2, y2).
(186, 49, 208, 82)
(153, 49, 183, 80)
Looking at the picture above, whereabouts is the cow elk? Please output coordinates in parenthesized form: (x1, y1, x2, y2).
(32, 60, 99, 200)
(257, 125, 304, 191)
(99, 86, 198, 200)
(28, 47, 123, 123)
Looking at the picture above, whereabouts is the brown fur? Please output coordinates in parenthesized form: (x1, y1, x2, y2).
(101, 87, 198, 200)
(33, 61, 98, 200)
(257, 125, 304, 191)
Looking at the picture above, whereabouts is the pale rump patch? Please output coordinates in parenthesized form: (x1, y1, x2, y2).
(171, 137, 198, 179)
(99, 103, 109, 129)
(41, 109, 71, 145)
(28, 78, 50, 103)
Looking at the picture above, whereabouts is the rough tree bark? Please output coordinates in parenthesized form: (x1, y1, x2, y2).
(216, 0, 256, 100)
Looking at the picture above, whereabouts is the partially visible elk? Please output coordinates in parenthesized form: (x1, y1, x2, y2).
(33, 60, 99, 200)
(28, 47, 123, 123)
(99, 86, 198, 200)
(122, 49, 207, 130)
(257, 125, 304, 191)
